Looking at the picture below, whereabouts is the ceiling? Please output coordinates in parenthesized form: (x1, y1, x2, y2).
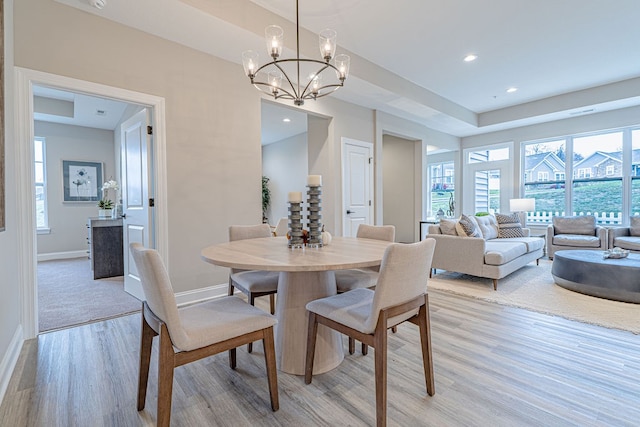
(52, 0, 640, 140)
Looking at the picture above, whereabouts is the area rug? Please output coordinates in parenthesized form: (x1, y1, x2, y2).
(38, 257, 141, 332)
(428, 259, 640, 334)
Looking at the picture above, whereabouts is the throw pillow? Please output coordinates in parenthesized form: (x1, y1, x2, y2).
(496, 213, 525, 238)
(474, 214, 499, 240)
(630, 216, 640, 237)
(439, 218, 459, 236)
(455, 214, 482, 238)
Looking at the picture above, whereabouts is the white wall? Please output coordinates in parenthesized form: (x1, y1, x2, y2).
(382, 134, 417, 243)
(262, 133, 308, 224)
(34, 121, 116, 256)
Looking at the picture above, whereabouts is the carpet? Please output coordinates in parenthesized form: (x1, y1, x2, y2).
(38, 257, 141, 332)
(428, 259, 640, 334)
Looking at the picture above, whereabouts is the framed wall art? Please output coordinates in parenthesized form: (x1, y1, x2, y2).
(62, 160, 103, 202)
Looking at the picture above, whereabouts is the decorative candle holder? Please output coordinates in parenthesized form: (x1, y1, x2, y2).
(306, 185, 323, 248)
(288, 202, 304, 248)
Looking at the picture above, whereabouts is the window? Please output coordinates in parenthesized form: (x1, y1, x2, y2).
(537, 171, 549, 181)
(35, 138, 49, 230)
(523, 130, 633, 225)
(522, 140, 566, 224)
(427, 161, 454, 216)
(468, 147, 509, 163)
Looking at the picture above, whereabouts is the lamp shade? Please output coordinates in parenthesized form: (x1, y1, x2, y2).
(509, 198, 535, 212)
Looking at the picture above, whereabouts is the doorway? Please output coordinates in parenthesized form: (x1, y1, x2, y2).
(16, 68, 168, 339)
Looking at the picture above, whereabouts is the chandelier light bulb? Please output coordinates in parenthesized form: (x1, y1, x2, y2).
(319, 29, 337, 61)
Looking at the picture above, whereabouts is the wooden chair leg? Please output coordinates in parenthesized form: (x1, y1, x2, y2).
(262, 327, 279, 411)
(229, 348, 237, 370)
(304, 312, 319, 384)
(137, 312, 154, 411)
(248, 294, 256, 353)
(348, 337, 355, 355)
(418, 296, 435, 396)
(374, 321, 388, 427)
(361, 342, 368, 356)
(157, 324, 175, 427)
(269, 294, 275, 315)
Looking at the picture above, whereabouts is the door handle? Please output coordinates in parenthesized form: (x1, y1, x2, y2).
(346, 210, 354, 214)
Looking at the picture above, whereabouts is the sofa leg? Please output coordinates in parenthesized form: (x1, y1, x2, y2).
(536, 258, 539, 266)
(492, 279, 497, 291)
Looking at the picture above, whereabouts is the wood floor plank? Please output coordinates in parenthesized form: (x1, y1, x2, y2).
(1, 290, 639, 426)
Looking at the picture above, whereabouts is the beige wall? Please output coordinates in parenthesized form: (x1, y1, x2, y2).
(0, 0, 20, 392)
(35, 121, 116, 255)
(261, 133, 308, 224)
(13, 0, 377, 292)
(383, 134, 418, 243)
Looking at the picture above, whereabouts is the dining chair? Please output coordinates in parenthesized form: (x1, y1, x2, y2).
(273, 217, 288, 237)
(130, 243, 279, 427)
(229, 224, 280, 352)
(305, 238, 436, 427)
(335, 224, 395, 355)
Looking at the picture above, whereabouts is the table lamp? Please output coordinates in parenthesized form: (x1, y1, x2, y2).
(509, 198, 535, 227)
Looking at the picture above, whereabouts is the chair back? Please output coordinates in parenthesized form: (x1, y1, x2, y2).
(273, 217, 288, 237)
(229, 224, 273, 241)
(130, 243, 192, 349)
(357, 224, 395, 242)
(364, 238, 436, 331)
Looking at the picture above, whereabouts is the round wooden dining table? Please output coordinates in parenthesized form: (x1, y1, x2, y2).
(201, 236, 393, 375)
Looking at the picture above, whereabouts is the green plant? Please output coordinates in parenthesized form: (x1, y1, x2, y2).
(98, 199, 114, 209)
(262, 176, 271, 223)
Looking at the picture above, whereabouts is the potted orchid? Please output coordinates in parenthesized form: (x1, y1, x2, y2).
(98, 179, 119, 217)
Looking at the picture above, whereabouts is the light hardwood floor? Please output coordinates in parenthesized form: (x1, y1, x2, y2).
(1, 290, 639, 426)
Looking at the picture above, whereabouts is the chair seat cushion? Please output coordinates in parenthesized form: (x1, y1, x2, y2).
(306, 288, 375, 334)
(175, 296, 277, 352)
(484, 241, 527, 265)
(231, 270, 279, 293)
(335, 269, 378, 293)
(553, 234, 601, 248)
(613, 236, 640, 251)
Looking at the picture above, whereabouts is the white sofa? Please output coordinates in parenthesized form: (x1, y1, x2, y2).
(428, 214, 544, 290)
(608, 216, 640, 253)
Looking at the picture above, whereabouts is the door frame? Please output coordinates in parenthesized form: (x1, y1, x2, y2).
(341, 137, 374, 236)
(15, 67, 168, 339)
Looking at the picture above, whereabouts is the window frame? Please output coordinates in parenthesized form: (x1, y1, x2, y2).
(34, 137, 50, 233)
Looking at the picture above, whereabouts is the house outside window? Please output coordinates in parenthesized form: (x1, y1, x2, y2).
(428, 161, 455, 216)
(35, 138, 49, 231)
(606, 165, 615, 176)
(537, 171, 549, 181)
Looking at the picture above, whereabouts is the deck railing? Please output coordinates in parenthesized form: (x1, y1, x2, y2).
(527, 211, 640, 225)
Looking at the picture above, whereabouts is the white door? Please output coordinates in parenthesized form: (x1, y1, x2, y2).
(342, 138, 373, 236)
(121, 109, 152, 300)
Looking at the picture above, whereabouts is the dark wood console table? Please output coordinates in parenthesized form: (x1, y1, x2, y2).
(87, 217, 124, 279)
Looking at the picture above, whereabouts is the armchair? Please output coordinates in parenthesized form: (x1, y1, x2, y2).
(608, 216, 640, 253)
(546, 215, 607, 260)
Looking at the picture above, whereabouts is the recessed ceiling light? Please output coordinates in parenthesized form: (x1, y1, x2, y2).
(282, 118, 291, 123)
(463, 54, 477, 62)
(506, 87, 518, 93)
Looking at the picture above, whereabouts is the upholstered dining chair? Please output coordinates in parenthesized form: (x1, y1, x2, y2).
(305, 238, 436, 427)
(335, 224, 395, 355)
(229, 224, 280, 352)
(130, 243, 279, 427)
(273, 217, 289, 237)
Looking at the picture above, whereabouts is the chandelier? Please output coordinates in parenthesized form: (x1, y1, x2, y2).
(242, 0, 350, 106)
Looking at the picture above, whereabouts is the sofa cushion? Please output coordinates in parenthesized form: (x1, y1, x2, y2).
(495, 213, 525, 238)
(439, 218, 459, 236)
(492, 236, 544, 253)
(553, 234, 601, 248)
(553, 215, 596, 235)
(613, 236, 640, 251)
(455, 214, 482, 238)
(484, 241, 527, 265)
(630, 216, 640, 236)
(474, 214, 499, 240)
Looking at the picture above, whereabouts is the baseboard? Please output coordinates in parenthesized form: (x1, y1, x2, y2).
(38, 251, 88, 262)
(0, 325, 24, 406)
(175, 283, 228, 306)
